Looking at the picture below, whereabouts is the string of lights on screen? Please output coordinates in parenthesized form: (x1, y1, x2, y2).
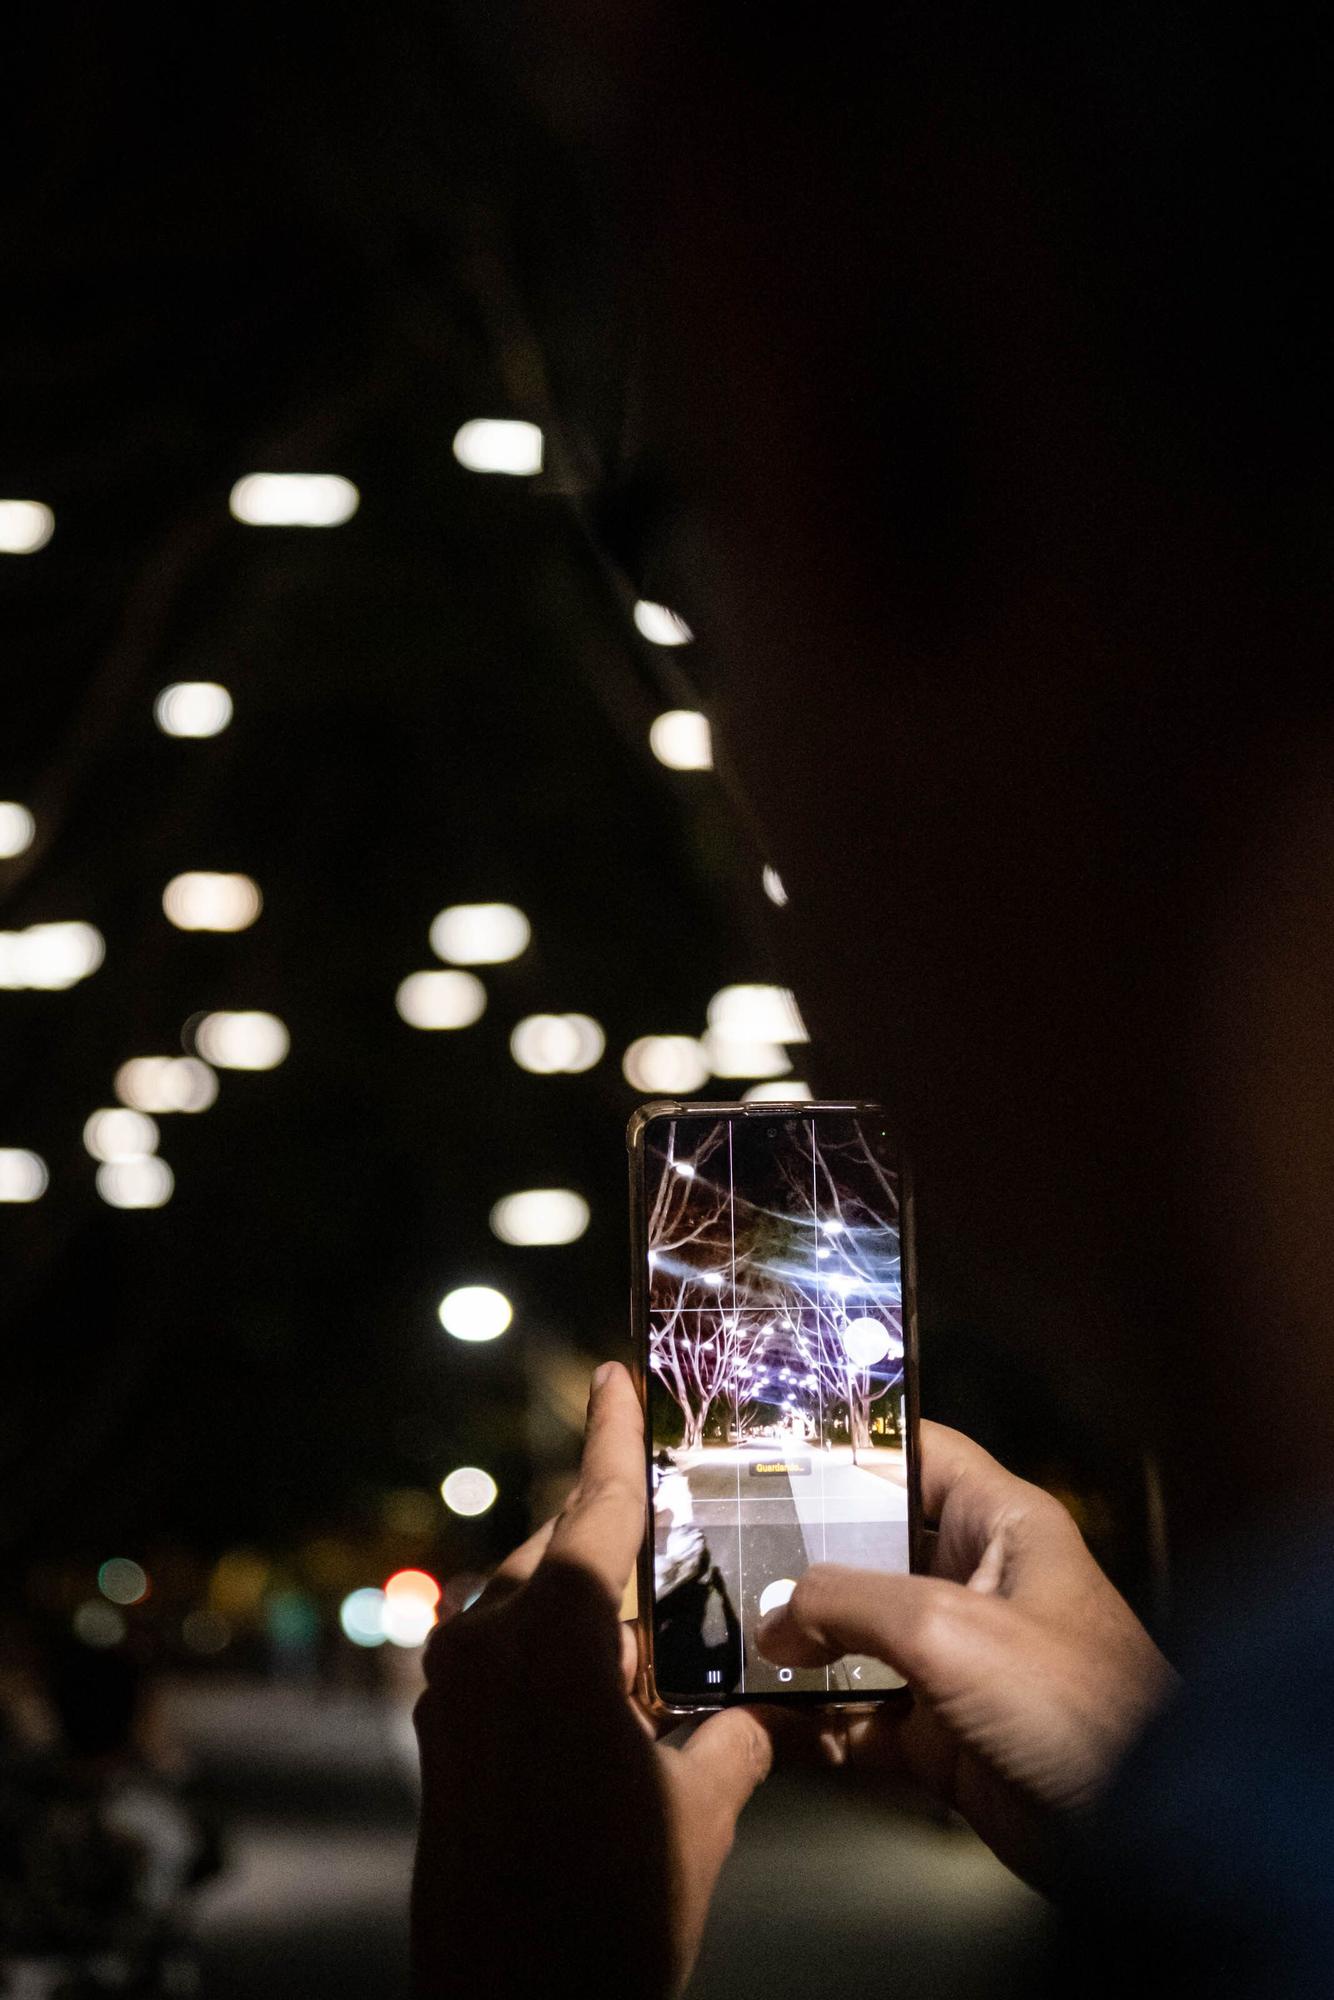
(4, 439, 812, 1661)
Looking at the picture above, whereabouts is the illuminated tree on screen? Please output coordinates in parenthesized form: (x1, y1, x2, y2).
(647, 1121, 765, 1449)
(747, 1124, 904, 1461)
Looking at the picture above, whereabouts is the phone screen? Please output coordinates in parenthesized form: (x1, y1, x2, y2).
(640, 1108, 911, 1702)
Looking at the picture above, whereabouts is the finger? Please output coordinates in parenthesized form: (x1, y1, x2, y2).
(918, 1419, 1044, 1525)
(493, 1517, 557, 1585)
(619, 1620, 639, 1697)
(918, 1421, 1087, 1594)
(544, 1362, 646, 1600)
(755, 1562, 996, 1693)
(672, 1707, 774, 1824)
(466, 1518, 558, 1615)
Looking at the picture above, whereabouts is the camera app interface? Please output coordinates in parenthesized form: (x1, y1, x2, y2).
(645, 1111, 908, 1699)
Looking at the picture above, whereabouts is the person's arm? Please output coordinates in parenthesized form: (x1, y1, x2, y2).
(411, 1363, 773, 1999)
(756, 1419, 1178, 1889)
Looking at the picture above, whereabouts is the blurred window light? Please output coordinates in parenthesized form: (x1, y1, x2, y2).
(707, 984, 809, 1044)
(0, 1148, 48, 1202)
(702, 1030, 792, 1080)
(0, 802, 36, 857)
(509, 1012, 604, 1074)
(742, 1081, 815, 1103)
(762, 865, 789, 908)
(649, 711, 713, 771)
(97, 1158, 174, 1209)
(339, 1587, 387, 1648)
(452, 418, 544, 476)
(194, 1010, 289, 1070)
(163, 871, 262, 932)
(633, 600, 694, 647)
(441, 1466, 498, 1518)
(83, 1108, 159, 1163)
(229, 473, 359, 527)
(429, 902, 530, 965)
(490, 1188, 590, 1246)
(98, 1557, 149, 1605)
(395, 969, 486, 1030)
(73, 1601, 126, 1648)
(622, 1035, 710, 1094)
(438, 1285, 512, 1343)
(0, 500, 54, 554)
(0, 921, 104, 991)
(154, 681, 233, 738)
(115, 1055, 217, 1113)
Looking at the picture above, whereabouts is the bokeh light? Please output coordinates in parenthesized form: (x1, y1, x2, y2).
(0, 1149, 48, 1202)
(395, 968, 486, 1029)
(451, 418, 543, 476)
(208, 1551, 270, 1621)
(153, 681, 233, 738)
(429, 902, 530, 965)
(0, 500, 54, 554)
(162, 871, 262, 931)
(441, 1466, 498, 1517)
(707, 984, 808, 1044)
(633, 600, 694, 646)
(194, 1011, 289, 1070)
(622, 1035, 709, 1093)
(98, 1557, 149, 1605)
(339, 1587, 387, 1647)
(384, 1568, 441, 1608)
(489, 1188, 590, 1246)
(0, 801, 36, 857)
(509, 1012, 604, 1074)
(741, 1080, 815, 1103)
(649, 711, 713, 771)
(229, 473, 359, 526)
(762, 866, 788, 907)
(0, 921, 105, 991)
(73, 1601, 126, 1648)
(83, 1108, 160, 1163)
(382, 1595, 437, 1647)
(377, 1579, 437, 1645)
(702, 1031, 792, 1080)
(96, 1158, 175, 1209)
(115, 1055, 218, 1113)
(438, 1285, 512, 1342)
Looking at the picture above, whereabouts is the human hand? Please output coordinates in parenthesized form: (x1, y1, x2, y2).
(755, 1420, 1177, 1888)
(411, 1362, 775, 1999)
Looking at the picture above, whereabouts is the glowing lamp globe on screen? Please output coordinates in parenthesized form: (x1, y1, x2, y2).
(839, 1317, 901, 1371)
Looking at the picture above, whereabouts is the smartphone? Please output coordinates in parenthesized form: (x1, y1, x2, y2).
(628, 1099, 920, 1713)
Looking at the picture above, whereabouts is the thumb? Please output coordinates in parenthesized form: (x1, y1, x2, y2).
(755, 1563, 996, 1697)
(673, 1706, 775, 1825)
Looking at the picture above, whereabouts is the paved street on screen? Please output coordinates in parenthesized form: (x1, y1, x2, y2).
(681, 1444, 909, 1694)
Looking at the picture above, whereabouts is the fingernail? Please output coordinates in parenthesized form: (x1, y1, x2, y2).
(591, 1361, 614, 1392)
